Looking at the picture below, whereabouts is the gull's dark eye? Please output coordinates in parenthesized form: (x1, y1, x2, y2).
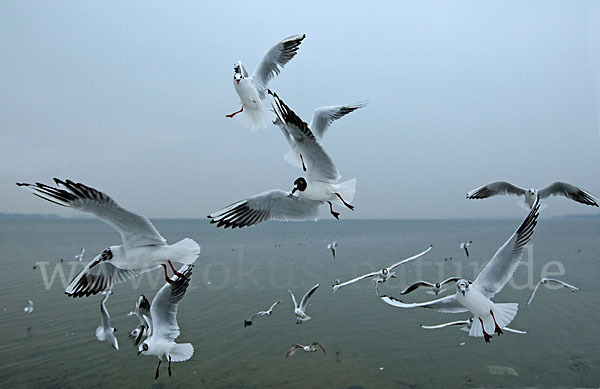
(142, 343, 148, 351)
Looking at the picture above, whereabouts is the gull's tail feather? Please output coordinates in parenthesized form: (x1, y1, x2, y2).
(96, 326, 106, 341)
(169, 343, 194, 362)
(469, 303, 518, 337)
(237, 104, 273, 131)
(170, 238, 201, 265)
(334, 178, 357, 204)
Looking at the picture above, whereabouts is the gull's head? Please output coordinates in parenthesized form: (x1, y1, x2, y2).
(291, 177, 307, 194)
(233, 61, 245, 84)
(381, 268, 389, 277)
(456, 279, 470, 296)
(137, 342, 150, 356)
(435, 283, 441, 289)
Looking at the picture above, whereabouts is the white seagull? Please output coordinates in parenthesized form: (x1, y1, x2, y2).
(333, 246, 433, 296)
(138, 264, 194, 380)
(381, 196, 540, 343)
(327, 241, 338, 259)
(208, 93, 356, 228)
(527, 278, 580, 306)
(74, 248, 85, 262)
(421, 317, 527, 334)
(226, 34, 306, 130)
(96, 290, 119, 350)
(17, 179, 201, 297)
(274, 102, 367, 171)
(460, 241, 472, 257)
(285, 342, 326, 358)
(289, 283, 319, 324)
(23, 300, 33, 313)
(400, 277, 462, 296)
(244, 300, 282, 327)
(127, 295, 152, 345)
(466, 181, 599, 209)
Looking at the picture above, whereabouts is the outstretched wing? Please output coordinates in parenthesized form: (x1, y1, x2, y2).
(332, 271, 379, 292)
(285, 344, 303, 358)
(288, 289, 298, 309)
(400, 281, 435, 295)
(309, 102, 367, 140)
(526, 282, 542, 306)
(17, 179, 166, 249)
(100, 292, 112, 330)
(389, 245, 433, 270)
(421, 320, 470, 330)
(269, 300, 282, 312)
(66, 260, 150, 298)
(252, 34, 306, 97)
(270, 91, 341, 182)
(208, 189, 321, 228)
(545, 278, 580, 291)
(466, 181, 526, 199)
(440, 277, 462, 286)
(380, 294, 468, 313)
(538, 182, 599, 207)
(310, 342, 326, 354)
(472, 196, 540, 298)
(300, 283, 320, 311)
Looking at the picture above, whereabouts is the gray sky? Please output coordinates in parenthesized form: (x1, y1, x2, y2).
(1, 0, 599, 219)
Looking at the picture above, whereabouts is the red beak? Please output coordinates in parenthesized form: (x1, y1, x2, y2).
(137, 350, 142, 356)
(291, 187, 298, 194)
(461, 290, 465, 296)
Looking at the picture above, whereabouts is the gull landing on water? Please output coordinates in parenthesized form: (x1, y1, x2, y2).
(227, 34, 306, 130)
(333, 246, 433, 296)
(327, 241, 338, 259)
(466, 181, 599, 209)
(527, 278, 580, 306)
(460, 241, 472, 257)
(285, 342, 326, 358)
(381, 195, 541, 343)
(421, 317, 527, 335)
(17, 179, 200, 297)
(244, 300, 282, 327)
(289, 284, 319, 324)
(96, 290, 119, 350)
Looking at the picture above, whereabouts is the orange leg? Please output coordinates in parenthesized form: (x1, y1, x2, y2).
(226, 106, 244, 118)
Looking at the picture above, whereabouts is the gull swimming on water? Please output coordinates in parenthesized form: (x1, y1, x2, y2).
(466, 181, 599, 208)
(23, 300, 33, 313)
(289, 284, 319, 324)
(381, 195, 540, 343)
(527, 278, 580, 306)
(96, 290, 119, 350)
(421, 317, 527, 334)
(74, 248, 85, 262)
(327, 241, 338, 259)
(244, 300, 282, 327)
(208, 93, 356, 228)
(138, 264, 194, 380)
(285, 342, 326, 358)
(17, 179, 201, 297)
(460, 241, 472, 257)
(400, 277, 462, 296)
(333, 246, 433, 296)
(226, 34, 306, 130)
(127, 295, 151, 345)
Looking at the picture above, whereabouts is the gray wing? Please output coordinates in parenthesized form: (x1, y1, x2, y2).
(309, 102, 367, 140)
(252, 34, 306, 97)
(526, 282, 542, 306)
(208, 189, 321, 228)
(421, 320, 470, 329)
(332, 271, 379, 292)
(466, 181, 526, 199)
(136, 295, 151, 325)
(440, 277, 462, 286)
(544, 278, 580, 290)
(288, 290, 298, 309)
(273, 117, 297, 149)
(389, 245, 433, 270)
(472, 196, 540, 298)
(381, 294, 468, 313)
(400, 281, 435, 295)
(149, 265, 193, 342)
(268, 300, 282, 312)
(271, 91, 341, 182)
(285, 344, 303, 358)
(17, 179, 166, 248)
(538, 182, 599, 207)
(65, 260, 149, 297)
(100, 292, 112, 330)
(310, 342, 326, 354)
(300, 283, 320, 311)
(504, 327, 527, 334)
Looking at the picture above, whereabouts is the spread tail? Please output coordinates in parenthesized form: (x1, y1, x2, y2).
(171, 238, 201, 265)
(169, 343, 194, 362)
(334, 178, 357, 204)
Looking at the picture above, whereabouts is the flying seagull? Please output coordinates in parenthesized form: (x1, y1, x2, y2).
(460, 241, 472, 257)
(527, 278, 580, 306)
(96, 290, 119, 350)
(227, 34, 306, 130)
(289, 284, 319, 324)
(285, 342, 326, 358)
(327, 241, 338, 259)
(74, 248, 85, 262)
(400, 277, 462, 296)
(244, 300, 282, 327)
(17, 179, 200, 297)
(23, 300, 33, 313)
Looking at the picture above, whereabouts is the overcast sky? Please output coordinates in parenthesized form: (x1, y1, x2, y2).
(1, 1, 599, 219)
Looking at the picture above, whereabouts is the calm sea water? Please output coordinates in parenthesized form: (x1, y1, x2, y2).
(0, 218, 598, 388)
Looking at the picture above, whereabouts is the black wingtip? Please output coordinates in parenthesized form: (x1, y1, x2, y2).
(16, 182, 28, 187)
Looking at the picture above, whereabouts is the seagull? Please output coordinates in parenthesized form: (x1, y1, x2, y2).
(226, 34, 306, 130)
(285, 342, 326, 358)
(527, 278, 580, 306)
(74, 248, 85, 262)
(96, 290, 119, 350)
(274, 102, 367, 171)
(23, 300, 33, 313)
(327, 241, 338, 259)
(17, 179, 201, 297)
(333, 246, 433, 296)
(244, 300, 282, 327)
(460, 241, 472, 257)
(127, 295, 152, 345)
(400, 277, 462, 296)
(289, 283, 319, 324)
(208, 93, 357, 228)
(421, 317, 527, 334)
(138, 264, 194, 380)
(466, 181, 599, 208)
(381, 195, 541, 343)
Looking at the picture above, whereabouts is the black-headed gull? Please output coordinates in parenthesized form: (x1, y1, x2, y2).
(460, 241, 472, 257)
(527, 278, 580, 306)
(17, 179, 201, 297)
(74, 248, 85, 262)
(23, 300, 33, 313)
(244, 300, 282, 327)
(327, 241, 337, 259)
(381, 195, 540, 343)
(333, 246, 432, 296)
(274, 102, 366, 170)
(285, 342, 326, 358)
(289, 283, 319, 324)
(400, 277, 462, 296)
(226, 34, 306, 130)
(207, 93, 357, 228)
(421, 317, 527, 334)
(96, 291, 119, 350)
(466, 181, 599, 208)
(127, 295, 151, 345)
(138, 264, 194, 380)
